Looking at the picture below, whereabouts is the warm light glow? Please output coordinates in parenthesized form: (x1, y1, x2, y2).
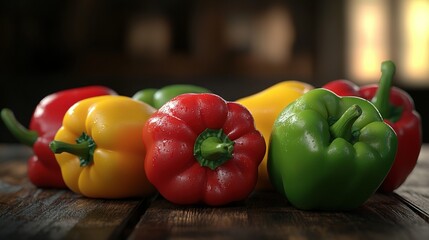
(399, 0, 429, 84)
(347, 0, 390, 82)
(127, 16, 171, 58)
(251, 5, 295, 63)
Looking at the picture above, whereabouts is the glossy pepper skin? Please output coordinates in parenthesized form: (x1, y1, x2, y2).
(236, 81, 314, 190)
(1, 86, 117, 188)
(323, 60, 422, 192)
(143, 93, 266, 206)
(49, 95, 156, 198)
(268, 88, 397, 211)
(132, 84, 211, 109)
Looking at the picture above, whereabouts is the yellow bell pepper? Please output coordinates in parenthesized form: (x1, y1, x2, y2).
(236, 81, 314, 190)
(49, 95, 156, 199)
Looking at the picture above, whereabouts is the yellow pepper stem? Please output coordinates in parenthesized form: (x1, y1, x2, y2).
(49, 132, 96, 167)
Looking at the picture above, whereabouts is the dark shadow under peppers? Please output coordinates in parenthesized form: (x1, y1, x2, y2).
(323, 60, 422, 192)
(1, 86, 117, 188)
(143, 93, 266, 206)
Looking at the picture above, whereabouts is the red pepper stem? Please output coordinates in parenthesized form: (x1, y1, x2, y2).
(194, 129, 234, 170)
(371, 60, 396, 118)
(201, 137, 234, 160)
(49, 132, 96, 167)
(1, 108, 38, 146)
(330, 104, 362, 142)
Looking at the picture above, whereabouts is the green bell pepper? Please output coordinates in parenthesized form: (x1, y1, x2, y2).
(268, 88, 397, 211)
(132, 84, 211, 109)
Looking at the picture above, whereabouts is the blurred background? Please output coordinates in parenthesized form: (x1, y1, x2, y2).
(1, 0, 428, 142)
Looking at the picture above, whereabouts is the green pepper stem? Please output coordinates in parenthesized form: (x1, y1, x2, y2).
(371, 60, 395, 118)
(330, 104, 362, 142)
(49, 132, 96, 167)
(1, 108, 38, 146)
(194, 129, 234, 170)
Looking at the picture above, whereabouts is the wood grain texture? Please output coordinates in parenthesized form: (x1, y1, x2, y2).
(1, 144, 429, 240)
(395, 146, 429, 222)
(129, 146, 429, 240)
(0, 151, 149, 240)
(129, 191, 429, 240)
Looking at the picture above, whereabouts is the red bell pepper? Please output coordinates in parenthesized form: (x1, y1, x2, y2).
(323, 60, 422, 192)
(143, 93, 266, 206)
(1, 85, 117, 188)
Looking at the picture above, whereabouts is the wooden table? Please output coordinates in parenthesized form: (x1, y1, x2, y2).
(1, 144, 428, 240)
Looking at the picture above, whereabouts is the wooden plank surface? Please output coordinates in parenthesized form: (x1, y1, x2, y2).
(129, 145, 429, 240)
(129, 191, 429, 240)
(0, 146, 149, 240)
(395, 146, 429, 221)
(1, 144, 429, 240)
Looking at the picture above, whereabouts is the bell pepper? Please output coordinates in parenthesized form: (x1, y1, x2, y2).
(323, 60, 422, 192)
(236, 81, 314, 190)
(143, 93, 266, 206)
(132, 84, 211, 109)
(49, 95, 156, 198)
(268, 88, 397, 211)
(1, 85, 117, 188)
